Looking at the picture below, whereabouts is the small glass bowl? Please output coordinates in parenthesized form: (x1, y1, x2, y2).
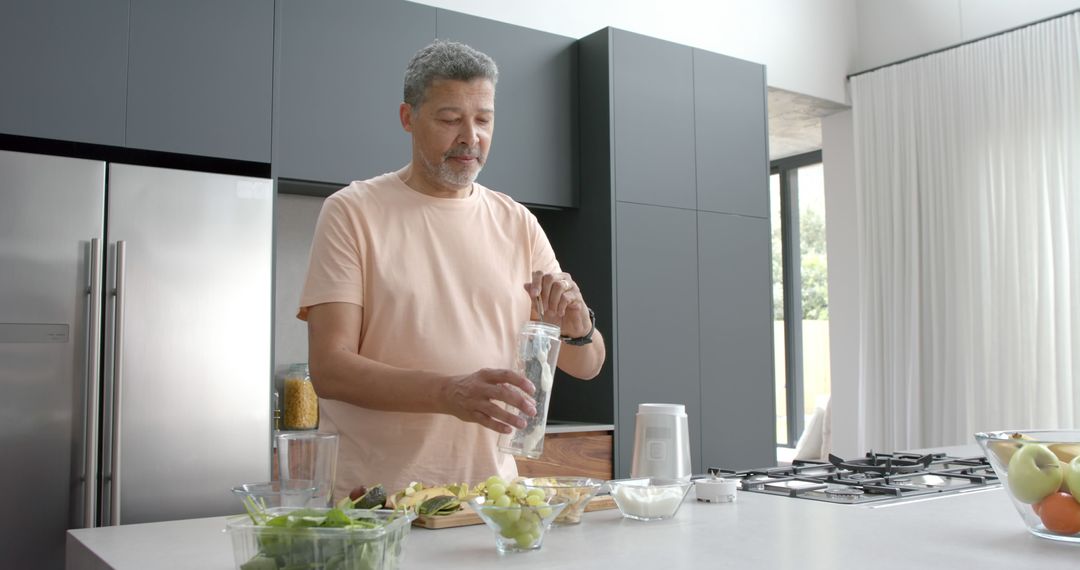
(520, 477, 604, 525)
(975, 430, 1080, 543)
(231, 480, 318, 510)
(606, 477, 693, 521)
(467, 496, 568, 553)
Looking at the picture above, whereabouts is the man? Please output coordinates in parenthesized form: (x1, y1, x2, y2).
(298, 40, 606, 497)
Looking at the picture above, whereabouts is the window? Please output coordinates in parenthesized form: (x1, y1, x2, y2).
(771, 151, 830, 447)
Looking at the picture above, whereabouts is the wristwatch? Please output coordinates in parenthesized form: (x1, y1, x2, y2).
(560, 308, 596, 346)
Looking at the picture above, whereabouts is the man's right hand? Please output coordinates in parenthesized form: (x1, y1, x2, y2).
(442, 368, 537, 434)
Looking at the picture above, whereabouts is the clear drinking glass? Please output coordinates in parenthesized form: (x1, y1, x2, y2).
(499, 321, 561, 459)
(276, 432, 339, 507)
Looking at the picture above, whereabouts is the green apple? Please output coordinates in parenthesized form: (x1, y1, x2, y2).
(1065, 456, 1080, 502)
(1008, 443, 1064, 504)
(1059, 460, 1071, 493)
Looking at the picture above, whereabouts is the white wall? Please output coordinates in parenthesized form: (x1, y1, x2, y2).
(855, 0, 1080, 71)
(821, 110, 860, 458)
(411, 0, 857, 105)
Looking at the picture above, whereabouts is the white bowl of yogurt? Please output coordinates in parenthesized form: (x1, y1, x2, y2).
(606, 477, 693, 521)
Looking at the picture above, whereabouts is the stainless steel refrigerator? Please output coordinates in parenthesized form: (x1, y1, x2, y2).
(0, 149, 272, 568)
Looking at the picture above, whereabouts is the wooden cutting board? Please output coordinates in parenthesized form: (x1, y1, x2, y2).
(413, 494, 617, 529)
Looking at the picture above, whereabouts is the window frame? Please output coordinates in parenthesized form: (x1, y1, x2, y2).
(771, 150, 822, 447)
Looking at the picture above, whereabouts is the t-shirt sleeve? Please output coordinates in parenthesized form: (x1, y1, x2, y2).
(527, 210, 561, 276)
(297, 193, 365, 321)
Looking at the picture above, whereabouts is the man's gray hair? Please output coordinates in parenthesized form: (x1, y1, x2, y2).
(403, 40, 498, 109)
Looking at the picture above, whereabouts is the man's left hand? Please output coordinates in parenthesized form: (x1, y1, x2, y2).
(523, 271, 591, 339)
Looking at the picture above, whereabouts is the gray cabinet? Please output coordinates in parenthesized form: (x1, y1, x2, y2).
(0, 0, 128, 146)
(274, 0, 435, 185)
(615, 202, 701, 476)
(698, 212, 775, 470)
(694, 50, 769, 217)
(435, 10, 577, 208)
(126, 0, 273, 162)
(611, 30, 696, 210)
(575, 28, 774, 476)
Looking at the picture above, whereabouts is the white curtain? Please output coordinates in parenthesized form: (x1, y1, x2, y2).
(851, 13, 1080, 450)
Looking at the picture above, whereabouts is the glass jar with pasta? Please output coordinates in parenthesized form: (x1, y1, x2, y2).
(283, 363, 319, 430)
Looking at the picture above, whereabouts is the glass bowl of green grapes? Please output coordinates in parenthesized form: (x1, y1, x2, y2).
(467, 476, 569, 553)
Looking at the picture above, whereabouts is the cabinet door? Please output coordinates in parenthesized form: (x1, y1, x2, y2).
(697, 212, 775, 470)
(612, 30, 696, 210)
(615, 202, 700, 477)
(436, 10, 577, 208)
(275, 0, 435, 185)
(694, 50, 768, 217)
(126, 0, 273, 162)
(0, 0, 128, 146)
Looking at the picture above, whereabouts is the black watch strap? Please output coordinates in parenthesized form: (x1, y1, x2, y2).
(560, 308, 595, 346)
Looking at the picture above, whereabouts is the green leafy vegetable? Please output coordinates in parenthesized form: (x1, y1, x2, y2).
(235, 500, 411, 570)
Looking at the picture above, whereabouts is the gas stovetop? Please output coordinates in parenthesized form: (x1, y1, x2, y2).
(707, 451, 1000, 505)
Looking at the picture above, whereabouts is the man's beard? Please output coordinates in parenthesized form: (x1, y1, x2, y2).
(421, 146, 484, 189)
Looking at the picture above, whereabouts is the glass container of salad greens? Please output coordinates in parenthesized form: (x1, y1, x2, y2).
(226, 505, 417, 570)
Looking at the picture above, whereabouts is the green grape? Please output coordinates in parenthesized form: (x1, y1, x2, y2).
(485, 475, 506, 489)
(494, 494, 512, 508)
(514, 518, 537, 535)
(503, 503, 522, 522)
(508, 484, 526, 499)
(526, 488, 546, 500)
(486, 483, 506, 500)
(537, 506, 552, 518)
(514, 532, 535, 548)
(499, 525, 516, 538)
(525, 494, 543, 506)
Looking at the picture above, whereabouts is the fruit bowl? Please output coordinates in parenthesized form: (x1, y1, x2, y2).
(520, 477, 604, 525)
(975, 430, 1080, 543)
(606, 477, 693, 521)
(467, 495, 568, 553)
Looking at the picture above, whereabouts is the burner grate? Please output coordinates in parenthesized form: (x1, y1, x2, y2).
(828, 452, 934, 475)
(708, 452, 999, 504)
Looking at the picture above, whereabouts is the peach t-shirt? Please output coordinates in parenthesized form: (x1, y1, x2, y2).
(298, 171, 560, 497)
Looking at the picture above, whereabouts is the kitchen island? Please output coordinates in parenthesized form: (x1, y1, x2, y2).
(67, 484, 1079, 569)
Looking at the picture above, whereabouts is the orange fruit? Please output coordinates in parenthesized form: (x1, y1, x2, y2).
(1036, 492, 1080, 535)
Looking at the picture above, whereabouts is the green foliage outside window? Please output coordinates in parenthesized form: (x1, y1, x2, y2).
(772, 208, 828, 320)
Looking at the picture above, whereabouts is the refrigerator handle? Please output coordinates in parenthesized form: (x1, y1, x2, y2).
(83, 238, 103, 528)
(108, 240, 127, 526)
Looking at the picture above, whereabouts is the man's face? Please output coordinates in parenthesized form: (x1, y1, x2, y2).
(402, 78, 494, 193)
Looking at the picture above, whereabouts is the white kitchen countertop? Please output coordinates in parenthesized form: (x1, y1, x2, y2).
(67, 484, 1080, 569)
